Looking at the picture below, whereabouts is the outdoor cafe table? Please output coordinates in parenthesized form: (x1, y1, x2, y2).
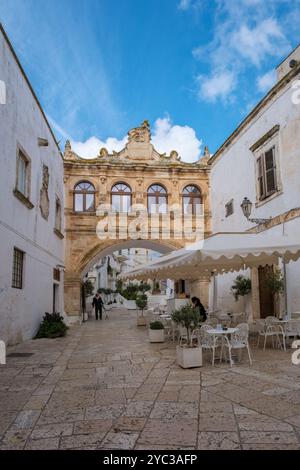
(207, 327, 238, 363)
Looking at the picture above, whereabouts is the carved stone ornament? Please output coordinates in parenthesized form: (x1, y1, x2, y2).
(40, 165, 50, 220)
(100, 177, 107, 184)
(99, 147, 108, 158)
(136, 178, 144, 187)
(170, 150, 180, 161)
(128, 120, 151, 143)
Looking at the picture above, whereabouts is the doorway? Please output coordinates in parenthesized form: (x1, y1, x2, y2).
(53, 283, 59, 313)
(258, 265, 274, 318)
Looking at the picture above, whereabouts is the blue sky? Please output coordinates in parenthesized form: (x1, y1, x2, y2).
(1, 0, 300, 161)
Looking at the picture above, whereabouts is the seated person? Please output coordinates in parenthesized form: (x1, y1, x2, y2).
(191, 296, 207, 322)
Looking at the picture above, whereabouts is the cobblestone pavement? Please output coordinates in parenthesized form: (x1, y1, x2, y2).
(0, 308, 300, 450)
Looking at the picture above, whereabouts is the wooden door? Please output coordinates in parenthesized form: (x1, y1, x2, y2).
(258, 265, 274, 318)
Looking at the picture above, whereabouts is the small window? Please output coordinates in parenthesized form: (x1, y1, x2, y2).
(55, 197, 62, 232)
(12, 248, 24, 289)
(53, 268, 60, 282)
(182, 185, 202, 215)
(111, 183, 132, 213)
(147, 184, 168, 214)
(257, 146, 277, 200)
(74, 181, 95, 212)
(225, 200, 234, 217)
(16, 149, 30, 197)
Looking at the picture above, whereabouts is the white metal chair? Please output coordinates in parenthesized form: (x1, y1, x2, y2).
(198, 324, 220, 366)
(256, 318, 286, 351)
(221, 323, 252, 367)
(283, 320, 300, 345)
(205, 317, 218, 327)
(178, 325, 198, 346)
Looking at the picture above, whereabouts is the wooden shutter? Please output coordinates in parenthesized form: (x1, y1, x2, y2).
(264, 147, 277, 196)
(257, 155, 265, 200)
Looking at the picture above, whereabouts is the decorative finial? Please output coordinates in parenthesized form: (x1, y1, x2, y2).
(99, 147, 108, 158)
(203, 146, 210, 158)
(65, 139, 71, 152)
(142, 119, 150, 128)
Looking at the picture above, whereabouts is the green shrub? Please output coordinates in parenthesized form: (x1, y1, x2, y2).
(35, 312, 68, 339)
(149, 321, 164, 330)
(139, 282, 151, 293)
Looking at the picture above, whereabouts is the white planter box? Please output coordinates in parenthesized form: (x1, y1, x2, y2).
(125, 300, 136, 310)
(149, 328, 164, 343)
(176, 345, 202, 369)
(137, 315, 147, 326)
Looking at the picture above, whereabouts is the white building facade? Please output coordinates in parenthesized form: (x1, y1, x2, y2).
(0, 25, 64, 345)
(209, 46, 300, 320)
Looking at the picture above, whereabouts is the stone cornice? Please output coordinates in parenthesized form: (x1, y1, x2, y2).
(247, 207, 300, 233)
(64, 161, 210, 172)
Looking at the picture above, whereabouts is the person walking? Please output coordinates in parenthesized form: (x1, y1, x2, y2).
(92, 292, 104, 320)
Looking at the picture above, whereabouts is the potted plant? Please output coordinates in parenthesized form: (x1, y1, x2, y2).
(149, 321, 165, 343)
(231, 275, 251, 314)
(265, 268, 285, 318)
(171, 305, 202, 368)
(136, 293, 148, 326)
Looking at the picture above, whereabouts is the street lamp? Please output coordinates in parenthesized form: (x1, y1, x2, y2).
(240, 197, 271, 225)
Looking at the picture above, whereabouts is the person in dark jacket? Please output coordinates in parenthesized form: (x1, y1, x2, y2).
(191, 296, 207, 322)
(92, 292, 104, 320)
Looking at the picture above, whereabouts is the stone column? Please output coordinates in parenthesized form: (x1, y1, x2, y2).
(64, 273, 82, 325)
(190, 275, 211, 309)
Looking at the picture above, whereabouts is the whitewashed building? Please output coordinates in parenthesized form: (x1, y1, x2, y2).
(0, 24, 64, 345)
(209, 45, 300, 320)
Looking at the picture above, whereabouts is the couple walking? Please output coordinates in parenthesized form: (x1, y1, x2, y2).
(92, 292, 104, 320)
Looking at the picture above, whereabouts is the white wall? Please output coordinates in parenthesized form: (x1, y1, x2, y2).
(210, 67, 300, 317)
(0, 27, 64, 345)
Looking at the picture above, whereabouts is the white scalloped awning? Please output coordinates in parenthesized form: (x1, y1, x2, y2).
(120, 220, 300, 281)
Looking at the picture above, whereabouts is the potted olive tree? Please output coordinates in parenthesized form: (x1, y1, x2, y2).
(172, 305, 202, 368)
(136, 293, 148, 326)
(231, 275, 251, 315)
(149, 321, 165, 343)
(265, 268, 285, 318)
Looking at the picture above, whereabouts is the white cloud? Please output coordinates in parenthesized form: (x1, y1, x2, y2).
(231, 19, 288, 67)
(257, 69, 276, 92)
(70, 117, 202, 163)
(152, 117, 202, 163)
(71, 135, 128, 158)
(178, 0, 191, 10)
(197, 71, 236, 103)
(193, 1, 294, 103)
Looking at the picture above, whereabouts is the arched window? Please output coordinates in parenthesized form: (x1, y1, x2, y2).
(182, 185, 202, 215)
(147, 184, 168, 214)
(74, 181, 95, 212)
(111, 182, 132, 212)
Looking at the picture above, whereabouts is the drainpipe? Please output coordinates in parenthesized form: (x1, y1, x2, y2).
(282, 257, 288, 319)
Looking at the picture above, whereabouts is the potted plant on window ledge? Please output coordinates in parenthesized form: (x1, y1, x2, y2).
(149, 320, 165, 343)
(136, 293, 148, 326)
(172, 305, 202, 368)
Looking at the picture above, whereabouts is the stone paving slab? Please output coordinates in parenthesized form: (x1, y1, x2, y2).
(0, 307, 299, 450)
